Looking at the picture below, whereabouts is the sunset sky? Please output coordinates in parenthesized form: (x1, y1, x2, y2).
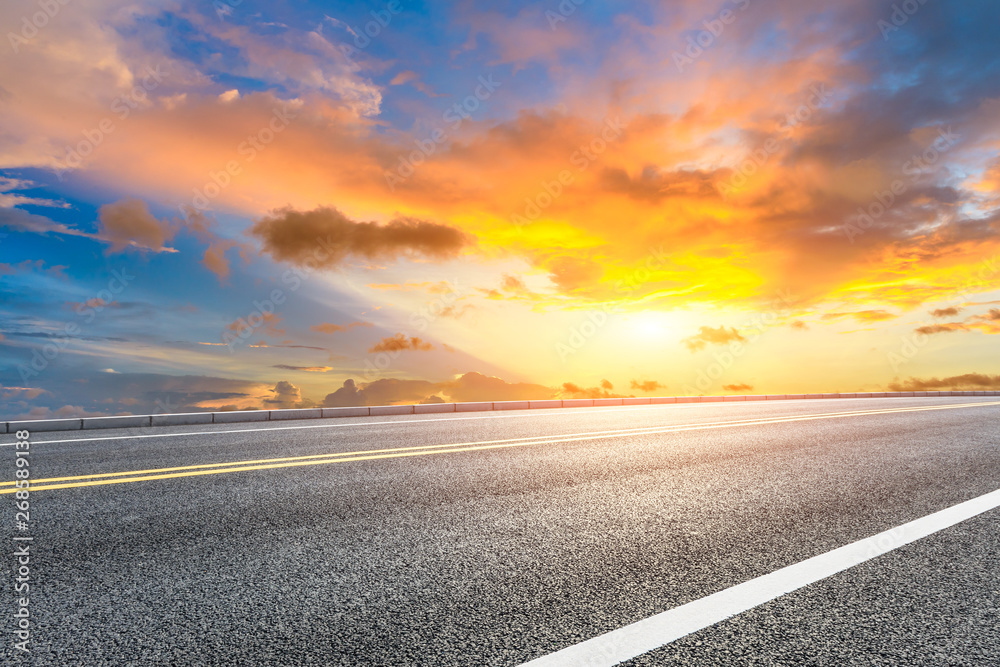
(2, 0, 999, 418)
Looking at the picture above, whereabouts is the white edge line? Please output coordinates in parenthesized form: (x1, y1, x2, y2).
(6, 393, 998, 434)
(3, 402, 996, 489)
(6, 399, 999, 447)
(2, 405, 680, 446)
(520, 487, 1000, 667)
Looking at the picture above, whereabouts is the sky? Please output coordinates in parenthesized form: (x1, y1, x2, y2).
(1, 0, 999, 419)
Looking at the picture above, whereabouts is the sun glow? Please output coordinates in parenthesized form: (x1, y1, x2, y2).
(626, 311, 676, 339)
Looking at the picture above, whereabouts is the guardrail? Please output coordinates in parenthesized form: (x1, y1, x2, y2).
(4, 391, 998, 434)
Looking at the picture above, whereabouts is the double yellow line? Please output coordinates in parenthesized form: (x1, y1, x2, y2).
(3, 401, 997, 494)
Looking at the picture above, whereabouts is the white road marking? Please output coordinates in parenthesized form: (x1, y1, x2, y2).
(4, 403, 692, 446)
(7, 402, 994, 489)
(520, 487, 1000, 666)
(3, 399, 996, 447)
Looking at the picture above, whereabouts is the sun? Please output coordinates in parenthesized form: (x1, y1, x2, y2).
(627, 311, 674, 339)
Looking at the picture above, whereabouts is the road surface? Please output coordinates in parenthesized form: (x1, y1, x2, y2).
(3, 397, 999, 665)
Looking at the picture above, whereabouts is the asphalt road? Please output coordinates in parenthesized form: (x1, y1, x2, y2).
(2, 397, 999, 665)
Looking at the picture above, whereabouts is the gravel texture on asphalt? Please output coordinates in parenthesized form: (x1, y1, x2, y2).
(2, 397, 998, 665)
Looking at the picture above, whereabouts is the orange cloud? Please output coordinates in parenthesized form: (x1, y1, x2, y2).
(66, 297, 115, 310)
(367, 281, 459, 294)
(3, 0, 999, 353)
(323, 378, 437, 407)
(438, 372, 554, 402)
(683, 326, 745, 352)
(310, 321, 372, 334)
(821, 310, 897, 323)
(916, 308, 1000, 335)
(915, 323, 966, 335)
(320, 372, 554, 406)
(272, 365, 333, 372)
(560, 379, 624, 399)
(630, 380, 664, 393)
(251, 207, 473, 269)
(202, 242, 232, 280)
(1, 386, 48, 400)
(98, 198, 177, 252)
(388, 70, 441, 97)
(227, 312, 285, 338)
(368, 333, 433, 353)
(263, 380, 308, 408)
(888, 373, 1000, 391)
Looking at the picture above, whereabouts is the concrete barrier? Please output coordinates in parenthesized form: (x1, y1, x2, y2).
(623, 398, 651, 406)
(456, 402, 493, 412)
(8, 418, 82, 433)
(214, 410, 269, 423)
(270, 408, 322, 421)
(83, 415, 151, 430)
(493, 401, 530, 411)
(414, 403, 456, 414)
(152, 413, 213, 427)
(593, 398, 624, 407)
(322, 407, 370, 418)
(370, 405, 414, 416)
(6, 390, 994, 434)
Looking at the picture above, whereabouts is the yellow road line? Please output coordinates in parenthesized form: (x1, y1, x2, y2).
(4, 425, 694, 485)
(2, 402, 981, 487)
(4, 401, 998, 494)
(14, 396, 979, 447)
